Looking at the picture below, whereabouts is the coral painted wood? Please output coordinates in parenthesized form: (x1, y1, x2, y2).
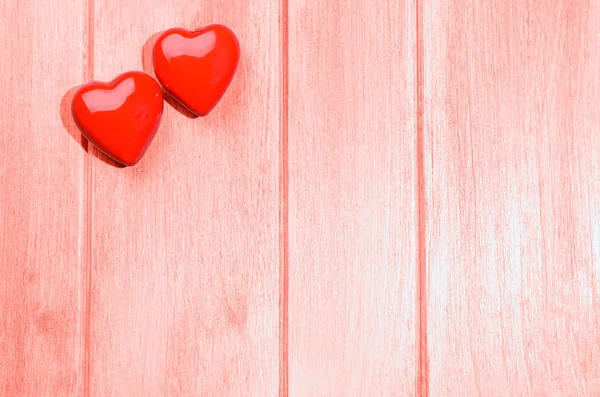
(72, 72, 163, 166)
(287, 0, 418, 395)
(153, 25, 240, 116)
(2, 0, 600, 395)
(87, 0, 280, 396)
(423, 0, 600, 394)
(0, 0, 86, 395)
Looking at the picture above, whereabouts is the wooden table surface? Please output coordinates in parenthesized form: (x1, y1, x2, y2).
(1, 0, 599, 395)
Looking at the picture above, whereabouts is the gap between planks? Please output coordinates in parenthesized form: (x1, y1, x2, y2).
(279, 0, 290, 394)
(81, 0, 95, 395)
(416, 0, 428, 395)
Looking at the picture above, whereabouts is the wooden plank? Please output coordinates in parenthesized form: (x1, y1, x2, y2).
(287, 0, 418, 395)
(0, 1, 86, 396)
(88, 1, 281, 396)
(423, 0, 600, 394)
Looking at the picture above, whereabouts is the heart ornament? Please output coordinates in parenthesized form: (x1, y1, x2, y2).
(72, 71, 164, 166)
(152, 24, 240, 117)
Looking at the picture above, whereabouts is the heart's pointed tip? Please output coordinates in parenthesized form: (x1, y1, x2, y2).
(109, 160, 131, 168)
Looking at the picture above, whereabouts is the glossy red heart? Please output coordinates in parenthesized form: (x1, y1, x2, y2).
(152, 25, 240, 117)
(72, 71, 163, 166)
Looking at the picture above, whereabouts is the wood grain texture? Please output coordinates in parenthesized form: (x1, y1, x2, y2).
(88, 1, 281, 396)
(4, 0, 600, 395)
(0, 1, 86, 396)
(423, 0, 600, 394)
(287, 0, 418, 395)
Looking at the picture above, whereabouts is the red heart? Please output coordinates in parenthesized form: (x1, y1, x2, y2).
(72, 71, 163, 166)
(152, 25, 240, 117)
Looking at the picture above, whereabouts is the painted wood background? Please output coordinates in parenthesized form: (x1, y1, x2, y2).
(0, 0, 598, 396)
